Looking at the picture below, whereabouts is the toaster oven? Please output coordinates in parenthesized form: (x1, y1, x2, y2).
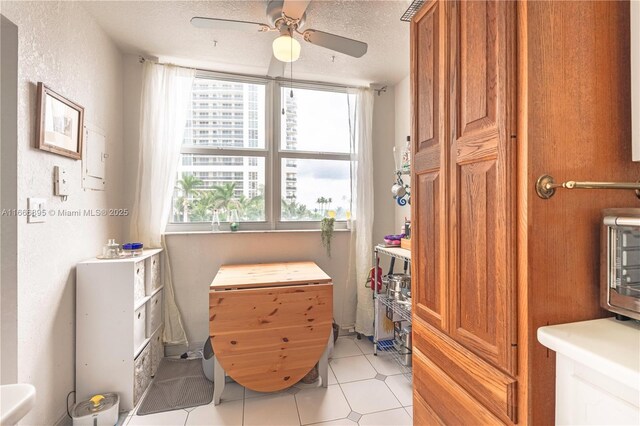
(602, 209, 640, 320)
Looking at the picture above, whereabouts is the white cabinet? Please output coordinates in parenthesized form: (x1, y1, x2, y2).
(538, 318, 640, 425)
(76, 249, 164, 410)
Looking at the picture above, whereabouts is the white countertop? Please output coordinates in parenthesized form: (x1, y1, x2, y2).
(537, 318, 640, 389)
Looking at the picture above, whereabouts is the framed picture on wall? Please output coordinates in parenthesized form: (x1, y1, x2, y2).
(36, 82, 84, 160)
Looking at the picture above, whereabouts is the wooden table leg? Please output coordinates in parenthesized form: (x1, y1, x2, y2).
(213, 354, 225, 405)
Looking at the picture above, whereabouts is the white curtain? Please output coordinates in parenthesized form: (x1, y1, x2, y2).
(347, 88, 375, 336)
(131, 62, 195, 347)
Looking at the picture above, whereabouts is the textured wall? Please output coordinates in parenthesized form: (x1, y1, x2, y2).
(0, 2, 125, 424)
(394, 75, 410, 233)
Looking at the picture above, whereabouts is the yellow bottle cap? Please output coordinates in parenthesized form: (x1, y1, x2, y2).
(89, 394, 105, 407)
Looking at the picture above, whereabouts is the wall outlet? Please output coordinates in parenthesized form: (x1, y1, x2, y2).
(27, 198, 46, 223)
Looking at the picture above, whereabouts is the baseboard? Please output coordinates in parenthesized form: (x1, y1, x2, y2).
(54, 412, 72, 426)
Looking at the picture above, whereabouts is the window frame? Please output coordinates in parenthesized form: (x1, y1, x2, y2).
(166, 71, 353, 232)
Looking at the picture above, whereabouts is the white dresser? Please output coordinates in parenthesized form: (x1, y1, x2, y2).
(538, 318, 640, 425)
(76, 249, 164, 410)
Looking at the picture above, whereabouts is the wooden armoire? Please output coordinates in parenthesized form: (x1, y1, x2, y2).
(410, 0, 638, 424)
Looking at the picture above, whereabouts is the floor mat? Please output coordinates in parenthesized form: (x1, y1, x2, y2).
(137, 358, 213, 415)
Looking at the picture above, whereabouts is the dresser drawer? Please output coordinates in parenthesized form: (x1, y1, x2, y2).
(146, 290, 163, 337)
(134, 304, 146, 353)
(133, 342, 151, 406)
(413, 347, 504, 425)
(134, 260, 145, 301)
(413, 319, 517, 423)
(146, 254, 162, 295)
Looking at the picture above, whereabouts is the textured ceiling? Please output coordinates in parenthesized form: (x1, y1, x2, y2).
(82, 0, 411, 86)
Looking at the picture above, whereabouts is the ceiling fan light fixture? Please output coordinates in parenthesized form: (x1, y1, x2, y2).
(272, 34, 301, 62)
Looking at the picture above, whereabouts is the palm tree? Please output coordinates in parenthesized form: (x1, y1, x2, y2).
(316, 197, 328, 215)
(189, 201, 211, 222)
(175, 174, 203, 222)
(189, 190, 217, 222)
(211, 182, 242, 213)
(282, 199, 302, 220)
(239, 194, 264, 220)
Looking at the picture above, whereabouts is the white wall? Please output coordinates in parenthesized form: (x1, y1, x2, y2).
(0, 2, 125, 424)
(165, 231, 355, 350)
(1, 14, 19, 386)
(122, 57, 398, 351)
(394, 75, 411, 233)
(372, 87, 398, 244)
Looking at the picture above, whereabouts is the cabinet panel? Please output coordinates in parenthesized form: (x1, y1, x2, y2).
(413, 347, 505, 425)
(414, 0, 440, 153)
(413, 318, 517, 423)
(411, 0, 448, 333)
(414, 171, 445, 329)
(458, 0, 498, 136)
(449, 0, 515, 373)
(457, 159, 498, 347)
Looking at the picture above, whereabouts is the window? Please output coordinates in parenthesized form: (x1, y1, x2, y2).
(169, 73, 354, 230)
(278, 87, 353, 222)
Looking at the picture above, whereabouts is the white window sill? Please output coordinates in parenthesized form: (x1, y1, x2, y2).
(163, 228, 351, 236)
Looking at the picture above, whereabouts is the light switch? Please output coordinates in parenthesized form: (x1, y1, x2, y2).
(27, 198, 46, 223)
(54, 166, 69, 198)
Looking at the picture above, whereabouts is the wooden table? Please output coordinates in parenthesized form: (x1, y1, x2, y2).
(209, 261, 333, 404)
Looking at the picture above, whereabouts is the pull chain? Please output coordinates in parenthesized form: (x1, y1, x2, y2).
(290, 30, 294, 98)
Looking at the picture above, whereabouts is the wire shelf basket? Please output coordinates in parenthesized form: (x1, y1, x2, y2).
(377, 294, 412, 322)
(400, 0, 427, 22)
(376, 339, 412, 381)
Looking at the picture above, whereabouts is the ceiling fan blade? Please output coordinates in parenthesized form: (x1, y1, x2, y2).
(282, 0, 311, 20)
(191, 17, 267, 32)
(303, 29, 368, 58)
(267, 54, 286, 78)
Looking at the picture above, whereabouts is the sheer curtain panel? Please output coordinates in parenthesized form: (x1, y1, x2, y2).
(348, 88, 375, 336)
(131, 62, 195, 347)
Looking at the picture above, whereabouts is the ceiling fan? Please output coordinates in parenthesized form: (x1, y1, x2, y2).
(191, 0, 368, 78)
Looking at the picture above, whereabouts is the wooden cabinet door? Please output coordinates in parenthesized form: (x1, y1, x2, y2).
(411, 0, 448, 332)
(448, 0, 517, 373)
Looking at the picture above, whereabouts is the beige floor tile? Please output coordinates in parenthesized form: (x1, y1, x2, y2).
(295, 385, 351, 425)
(243, 393, 300, 426)
(384, 374, 413, 406)
(331, 337, 363, 358)
(365, 353, 405, 376)
(185, 400, 243, 426)
(340, 379, 402, 414)
(330, 355, 377, 383)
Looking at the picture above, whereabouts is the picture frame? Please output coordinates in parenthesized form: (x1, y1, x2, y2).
(36, 82, 84, 160)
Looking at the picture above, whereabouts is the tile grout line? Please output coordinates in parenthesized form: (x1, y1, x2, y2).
(242, 386, 246, 426)
(338, 347, 406, 421)
(293, 390, 303, 426)
(359, 405, 414, 420)
(335, 380, 353, 414)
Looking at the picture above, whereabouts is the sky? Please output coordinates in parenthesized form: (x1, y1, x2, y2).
(282, 87, 354, 213)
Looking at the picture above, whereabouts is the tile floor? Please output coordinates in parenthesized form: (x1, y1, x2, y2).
(121, 336, 413, 426)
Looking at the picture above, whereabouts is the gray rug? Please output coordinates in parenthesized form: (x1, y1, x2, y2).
(137, 358, 213, 415)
